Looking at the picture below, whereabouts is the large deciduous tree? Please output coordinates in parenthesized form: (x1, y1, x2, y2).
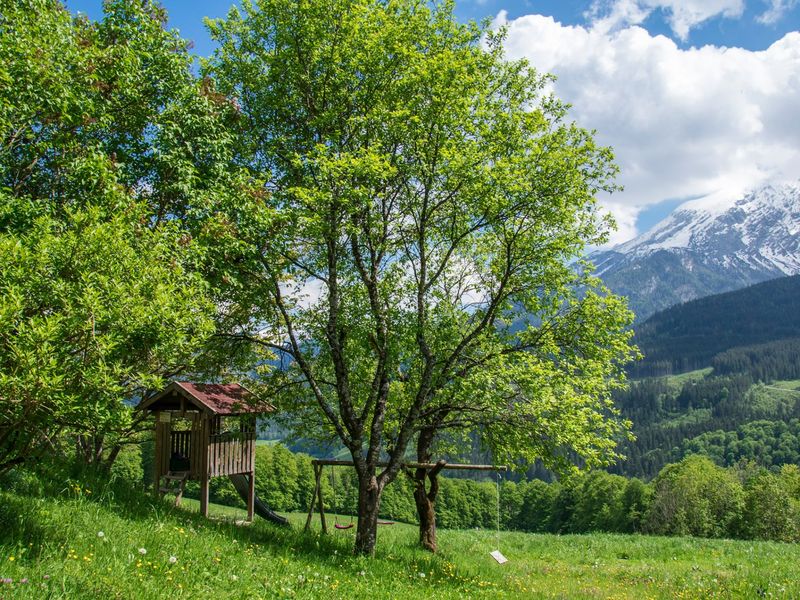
(0, 0, 239, 473)
(207, 0, 636, 555)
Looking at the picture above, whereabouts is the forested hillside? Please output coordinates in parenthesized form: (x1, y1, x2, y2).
(613, 337, 800, 478)
(631, 275, 800, 377)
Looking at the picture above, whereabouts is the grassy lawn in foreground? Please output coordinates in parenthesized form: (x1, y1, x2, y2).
(1, 488, 798, 599)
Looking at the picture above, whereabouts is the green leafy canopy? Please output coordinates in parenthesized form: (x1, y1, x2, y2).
(205, 0, 638, 527)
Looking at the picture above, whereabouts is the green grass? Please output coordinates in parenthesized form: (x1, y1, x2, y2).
(657, 408, 713, 429)
(660, 368, 713, 391)
(3, 484, 800, 599)
(768, 379, 800, 392)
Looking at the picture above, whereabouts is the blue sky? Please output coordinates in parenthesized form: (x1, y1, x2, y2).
(65, 0, 800, 243)
(66, 0, 800, 55)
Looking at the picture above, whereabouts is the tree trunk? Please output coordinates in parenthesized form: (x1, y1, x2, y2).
(414, 469, 437, 552)
(354, 471, 383, 556)
(413, 459, 446, 552)
(102, 443, 123, 472)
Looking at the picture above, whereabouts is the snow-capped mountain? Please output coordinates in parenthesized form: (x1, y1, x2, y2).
(591, 182, 800, 321)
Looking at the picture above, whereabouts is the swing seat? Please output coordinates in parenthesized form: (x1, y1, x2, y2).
(334, 523, 354, 530)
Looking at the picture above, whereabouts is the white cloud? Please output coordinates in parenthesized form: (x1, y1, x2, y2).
(497, 11, 800, 243)
(599, 201, 642, 247)
(758, 0, 800, 25)
(588, 0, 745, 41)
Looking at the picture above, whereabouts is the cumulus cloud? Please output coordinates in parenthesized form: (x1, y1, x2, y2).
(588, 0, 745, 41)
(758, 0, 800, 25)
(496, 11, 800, 243)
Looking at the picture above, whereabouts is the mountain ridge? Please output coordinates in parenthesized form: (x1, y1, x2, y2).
(592, 181, 800, 320)
(630, 274, 800, 378)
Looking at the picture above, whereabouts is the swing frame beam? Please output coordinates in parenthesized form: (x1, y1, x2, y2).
(304, 459, 508, 533)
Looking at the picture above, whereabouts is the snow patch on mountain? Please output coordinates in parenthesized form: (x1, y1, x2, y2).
(591, 181, 800, 320)
(609, 181, 800, 274)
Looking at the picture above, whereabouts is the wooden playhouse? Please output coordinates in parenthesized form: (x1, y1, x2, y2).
(137, 381, 275, 522)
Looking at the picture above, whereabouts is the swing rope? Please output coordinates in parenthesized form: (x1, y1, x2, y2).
(495, 473, 501, 551)
(489, 472, 508, 564)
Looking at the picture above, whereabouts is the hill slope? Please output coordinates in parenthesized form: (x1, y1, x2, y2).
(2, 485, 800, 598)
(631, 274, 800, 377)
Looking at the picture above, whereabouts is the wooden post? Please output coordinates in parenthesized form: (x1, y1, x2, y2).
(305, 463, 321, 531)
(199, 414, 210, 518)
(153, 412, 163, 497)
(305, 463, 328, 533)
(317, 465, 327, 534)
(154, 412, 171, 497)
(247, 471, 255, 522)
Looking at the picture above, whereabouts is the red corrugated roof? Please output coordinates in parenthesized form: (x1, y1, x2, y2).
(137, 381, 275, 415)
(174, 382, 271, 415)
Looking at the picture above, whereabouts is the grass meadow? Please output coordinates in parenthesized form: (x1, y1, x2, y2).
(2, 480, 800, 599)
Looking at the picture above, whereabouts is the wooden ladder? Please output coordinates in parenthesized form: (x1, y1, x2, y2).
(159, 471, 189, 507)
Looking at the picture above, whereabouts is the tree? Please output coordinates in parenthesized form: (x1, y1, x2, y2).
(207, 0, 634, 555)
(620, 477, 652, 533)
(742, 472, 799, 542)
(0, 1, 238, 472)
(646, 455, 744, 538)
(569, 470, 627, 533)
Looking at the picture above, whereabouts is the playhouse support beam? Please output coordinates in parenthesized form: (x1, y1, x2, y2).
(247, 470, 255, 522)
(200, 473, 209, 517)
(200, 412, 210, 517)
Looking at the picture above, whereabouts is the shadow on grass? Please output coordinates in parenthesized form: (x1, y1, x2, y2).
(0, 463, 441, 573)
(0, 493, 53, 559)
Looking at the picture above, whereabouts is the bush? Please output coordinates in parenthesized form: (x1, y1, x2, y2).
(110, 444, 144, 487)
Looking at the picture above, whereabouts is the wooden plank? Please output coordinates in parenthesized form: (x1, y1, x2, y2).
(311, 459, 507, 471)
(200, 415, 209, 518)
(191, 414, 200, 478)
(153, 417, 164, 496)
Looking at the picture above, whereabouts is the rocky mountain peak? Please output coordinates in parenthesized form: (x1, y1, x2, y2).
(592, 181, 800, 320)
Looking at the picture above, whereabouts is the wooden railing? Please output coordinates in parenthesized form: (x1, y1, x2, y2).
(208, 432, 255, 477)
(170, 430, 192, 459)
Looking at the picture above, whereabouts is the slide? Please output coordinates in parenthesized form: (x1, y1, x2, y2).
(228, 473, 290, 527)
